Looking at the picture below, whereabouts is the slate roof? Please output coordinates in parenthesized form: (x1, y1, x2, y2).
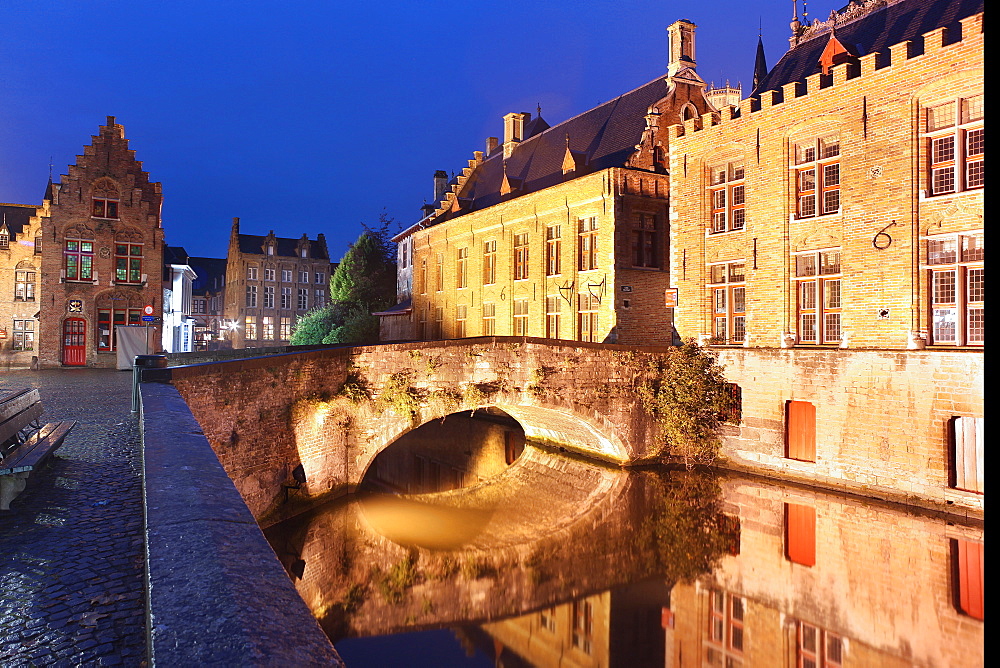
(187, 256, 228, 293)
(753, 0, 983, 95)
(0, 203, 38, 238)
(445, 76, 671, 216)
(237, 234, 330, 260)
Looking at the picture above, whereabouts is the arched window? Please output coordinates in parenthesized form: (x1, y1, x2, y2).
(92, 178, 121, 219)
(681, 103, 699, 121)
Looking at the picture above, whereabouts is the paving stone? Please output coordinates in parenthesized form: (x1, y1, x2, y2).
(0, 370, 147, 666)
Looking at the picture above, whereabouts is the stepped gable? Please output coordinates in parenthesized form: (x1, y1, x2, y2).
(447, 77, 669, 216)
(237, 233, 329, 259)
(754, 0, 983, 95)
(0, 203, 37, 237)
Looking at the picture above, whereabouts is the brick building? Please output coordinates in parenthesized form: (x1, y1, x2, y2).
(37, 117, 166, 368)
(222, 217, 333, 349)
(387, 20, 728, 346)
(0, 202, 45, 368)
(666, 0, 983, 506)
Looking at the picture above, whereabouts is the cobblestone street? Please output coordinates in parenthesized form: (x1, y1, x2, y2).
(1, 369, 147, 667)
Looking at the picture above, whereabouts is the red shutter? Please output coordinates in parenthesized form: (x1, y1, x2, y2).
(956, 539, 984, 620)
(786, 401, 816, 461)
(786, 503, 816, 566)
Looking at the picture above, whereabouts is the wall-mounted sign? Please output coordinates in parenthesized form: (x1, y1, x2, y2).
(68, 299, 83, 313)
(142, 316, 156, 322)
(620, 285, 633, 293)
(664, 288, 678, 308)
(143, 305, 155, 316)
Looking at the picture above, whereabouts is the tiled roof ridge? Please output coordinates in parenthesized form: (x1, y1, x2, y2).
(673, 9, 983, 139)
(791, 0, 902, 47)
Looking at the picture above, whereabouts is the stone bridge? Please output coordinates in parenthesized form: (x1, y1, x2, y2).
(157, 337, 671, 525)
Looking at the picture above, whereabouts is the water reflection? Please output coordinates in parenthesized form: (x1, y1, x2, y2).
(265, 432, 984, 667)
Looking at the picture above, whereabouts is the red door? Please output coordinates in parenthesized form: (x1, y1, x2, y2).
(63, 318, 87, 366)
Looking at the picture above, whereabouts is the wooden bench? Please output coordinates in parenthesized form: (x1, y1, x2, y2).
(0, 388, 77, 511)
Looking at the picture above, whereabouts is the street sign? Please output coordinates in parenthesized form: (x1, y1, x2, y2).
(142, 316, 155, 322)
(664, 288, 678, 308)
(143, 305, 154, 316)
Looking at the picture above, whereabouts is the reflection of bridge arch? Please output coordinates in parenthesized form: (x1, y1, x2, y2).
(265, 461, 711, 641)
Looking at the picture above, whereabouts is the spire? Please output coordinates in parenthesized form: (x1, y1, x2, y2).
(753, 35, 768, 92)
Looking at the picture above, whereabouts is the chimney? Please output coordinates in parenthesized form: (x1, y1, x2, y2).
(502, 112, 531, 158)
(486, 137, 499, 156)
(433, 170, 449, 202)
(667, 19, 697, 77)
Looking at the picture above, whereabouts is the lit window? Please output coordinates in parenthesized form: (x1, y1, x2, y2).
(513, 298, 529, 335)
(456, 247, 468, 289)
(577, 292, 599, 342)
(795, 249, 842, 344)
(546, 226, 561, 276)
(545, 295, 561, 338)
(12, 319, 35, 351)
(262, 316, 275, 340)
(514, 233, 529, 280)
(925, 232, 983, 346)
(794, 137, 840, 218)
(482, 302, 495, 335)
(245, 316, 258, 340)
(483, 240, 497, 285)
(578, 217, 599, 271)
(14, 270, 36, 301)
(455, 304, 467, 337)
(97, 308, 141, 351)
(925, 95, 983, 196)
(279, 317, 292, 340)
(64, 239, 95, 281)
(708, 162, 746, 233)
(708, 261, 746, 344)
(115, 243, 143, 284)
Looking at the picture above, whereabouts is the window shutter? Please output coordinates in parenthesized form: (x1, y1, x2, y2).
(786, 401, 816, 461)
(952, 417, 984, 493)
(785, 503, 816, 567)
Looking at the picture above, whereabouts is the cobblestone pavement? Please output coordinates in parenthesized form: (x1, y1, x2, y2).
(1, 369, 147, 667)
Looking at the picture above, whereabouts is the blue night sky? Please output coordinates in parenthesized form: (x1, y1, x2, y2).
(2, 0, 802, 262)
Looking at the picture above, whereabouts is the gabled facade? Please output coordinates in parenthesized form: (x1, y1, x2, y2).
(0, 202, 45, 368)
(38, 116, 165, 368)
(222, 218, 333, 349)
(162, 245, 198, 353)
(395, 20, 724, 346)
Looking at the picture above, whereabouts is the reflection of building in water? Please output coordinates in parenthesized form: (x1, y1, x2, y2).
(364, 408, 525, 493)
(663, 476, 983, 667)
(462, 579, 670, 668)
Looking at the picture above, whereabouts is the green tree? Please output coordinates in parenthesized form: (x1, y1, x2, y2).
(636, 339, 738, 466)
(291, 211, 397, 346)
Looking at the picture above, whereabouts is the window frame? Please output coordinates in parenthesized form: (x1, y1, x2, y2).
(923, 232, 983, 346)
(794, 249, 842, 345)
(64, 238, 95, 282)
(513, 298, 529, 335)
(546, 225, 562, 276)
(513, 233, 529, 281)
(924, 95, 984, 197)
(578, 217, 599, 271)
(708, 261, 746, 344)
(483, 239, 497, 285)
(708, 161, 746, 234)
(793, 136, 840, 219)
(114, 242, 144, 284)
(14, 269, 36, 301)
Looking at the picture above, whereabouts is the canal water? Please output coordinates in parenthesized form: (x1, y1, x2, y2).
(264, 410, 984, 667)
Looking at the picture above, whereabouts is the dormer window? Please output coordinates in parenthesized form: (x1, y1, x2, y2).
(267, 245, 275, 256)
(300, 247, 308, 258)
(0, 231, 8, 250)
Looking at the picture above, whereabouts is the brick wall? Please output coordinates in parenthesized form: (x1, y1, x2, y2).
(667, 13, 983, 351)
(715, 348, 984, 516)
